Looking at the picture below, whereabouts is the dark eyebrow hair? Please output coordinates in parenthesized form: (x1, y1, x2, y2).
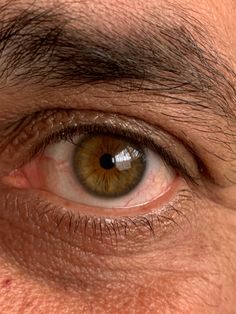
(0, 2, 235, 119)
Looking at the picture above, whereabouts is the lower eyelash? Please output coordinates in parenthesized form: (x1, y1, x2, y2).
(13, 187, 193, 249)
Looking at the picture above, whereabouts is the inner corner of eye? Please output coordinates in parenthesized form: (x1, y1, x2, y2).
(3, 154, 43, 190)
(2, 168, 30, 189)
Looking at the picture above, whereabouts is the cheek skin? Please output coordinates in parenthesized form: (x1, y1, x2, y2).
(0, 1, 236, 314)
(0, 193, 235, 313)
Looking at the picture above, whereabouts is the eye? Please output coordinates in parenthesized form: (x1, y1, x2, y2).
(3, 109, 197, 236)
(20, 133, 176, 216)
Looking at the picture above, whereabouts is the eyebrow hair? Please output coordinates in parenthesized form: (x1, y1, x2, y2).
(0, 2, 235, 120)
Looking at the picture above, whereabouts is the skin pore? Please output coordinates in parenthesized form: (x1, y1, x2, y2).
(0, 0, 235, 313)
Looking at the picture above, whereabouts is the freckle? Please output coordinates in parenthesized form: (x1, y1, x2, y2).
(1, 279, 12, 288)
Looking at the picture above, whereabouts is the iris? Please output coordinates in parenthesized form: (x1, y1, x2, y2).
(73, 135, 146, 198)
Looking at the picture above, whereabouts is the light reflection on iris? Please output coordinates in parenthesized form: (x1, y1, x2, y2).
(73, 135, 146, 198)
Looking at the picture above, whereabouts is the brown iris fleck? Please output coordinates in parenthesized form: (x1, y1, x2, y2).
(73, 135, 146, 198)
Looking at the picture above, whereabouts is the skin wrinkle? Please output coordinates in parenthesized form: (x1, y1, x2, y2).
(0, 0, 235, 313)
(0, 202, 224, 310)
(0, 1, 234, 189)
(0, 2, 234, 119)
(0, 4, 234, 169)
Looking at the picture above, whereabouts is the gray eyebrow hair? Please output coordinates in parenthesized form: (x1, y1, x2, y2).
(0, 3, 235, 119)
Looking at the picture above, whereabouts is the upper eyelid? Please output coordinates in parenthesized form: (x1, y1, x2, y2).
(0, 3, 234, 124)
(0, 109, 199, 180)
(0, 109, 196, 250)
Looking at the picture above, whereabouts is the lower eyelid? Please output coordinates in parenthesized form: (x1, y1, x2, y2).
(1, 178, 191, 246)
(0, 111, 199, 257)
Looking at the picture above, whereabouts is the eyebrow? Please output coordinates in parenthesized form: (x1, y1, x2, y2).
(0, 3, 235, 119)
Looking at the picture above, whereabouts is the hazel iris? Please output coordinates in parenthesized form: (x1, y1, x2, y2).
(73, 135, 146, 198)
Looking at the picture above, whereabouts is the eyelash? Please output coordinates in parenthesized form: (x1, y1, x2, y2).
(36, 194, 191, 242)
(32, 123, 194, 183)
(3, 110, 197, 243)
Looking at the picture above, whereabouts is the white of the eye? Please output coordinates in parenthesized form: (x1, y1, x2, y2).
(43, 140, 174, 209)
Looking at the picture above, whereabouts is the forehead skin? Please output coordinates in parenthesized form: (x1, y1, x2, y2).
(0, 0, 235, 313)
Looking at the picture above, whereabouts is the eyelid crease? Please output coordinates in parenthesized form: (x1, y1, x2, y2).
(0, 109, 199, 183)
(0, 107, 198, 260)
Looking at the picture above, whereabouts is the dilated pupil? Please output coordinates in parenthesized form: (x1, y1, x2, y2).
(99, 153, 115, 170)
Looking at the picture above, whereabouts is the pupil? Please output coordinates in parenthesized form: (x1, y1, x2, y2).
(99, 153, 115, 170)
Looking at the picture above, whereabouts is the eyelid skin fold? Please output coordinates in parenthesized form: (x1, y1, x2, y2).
(0, 109, 198, 249)
(0, 107, 202, 296)
(0, 180, 193, 255)
(1, 109, 199, 181)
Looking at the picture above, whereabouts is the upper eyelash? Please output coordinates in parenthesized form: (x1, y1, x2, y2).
(1, 110, 197, 245)
(33, 123, 195, 183)
(2, 108, 201, 186)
